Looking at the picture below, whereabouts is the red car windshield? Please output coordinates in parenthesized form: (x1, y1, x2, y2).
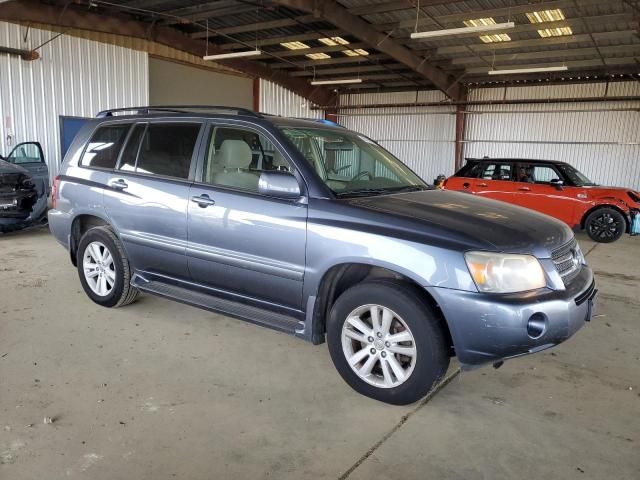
(557, 164, 597, 187)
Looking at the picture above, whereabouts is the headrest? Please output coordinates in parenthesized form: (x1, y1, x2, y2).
(272, 151, 289, 170)
(217, 140, 252, 170)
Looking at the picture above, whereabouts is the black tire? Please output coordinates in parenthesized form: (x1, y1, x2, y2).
(76, 226, 139, 308)
(585, 207, 626, 243)
(327, 280, 450, 405)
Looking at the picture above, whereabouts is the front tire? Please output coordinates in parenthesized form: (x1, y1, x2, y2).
(585, 208, 626, 243)
(327, 280, 450, 405)
(77, 226, 138, 308)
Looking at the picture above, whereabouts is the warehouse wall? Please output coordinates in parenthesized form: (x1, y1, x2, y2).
(0, 21, 148, 181)
(464, 82, 640, 190)
(149, 57, 252, 108)
(259, 79, 324, 118)
(340, 90, 456, 184)
(337, 82, 640, 190)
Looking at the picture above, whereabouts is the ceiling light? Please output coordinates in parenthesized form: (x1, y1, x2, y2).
(526, 9, 565, 23)
(479, 33, 511, 43)
(306, 52, 331, 60)
(310, 78, 362, 85)
(411, 21, 514, 39)
(464, 18, 498, 28)
(342, 48, 369, 56)
(488, 66, 569, 75)
(318, 37, 350, 46)
(280, 41, 310, 50)
(537, 27, 573, 38)
(203, 49, 261, 61)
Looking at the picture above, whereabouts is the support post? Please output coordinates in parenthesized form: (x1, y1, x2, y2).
(454, 104, 466, 172)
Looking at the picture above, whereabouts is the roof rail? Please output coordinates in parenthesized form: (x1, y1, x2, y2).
(96, 105, 261, 118)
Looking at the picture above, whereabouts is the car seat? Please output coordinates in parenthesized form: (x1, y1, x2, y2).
(212, 140, 259, 190)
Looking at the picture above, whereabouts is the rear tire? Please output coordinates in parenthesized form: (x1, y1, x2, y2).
(77, 226, 139, 308)
(585, 207, 625, 243)
(327, 280, 449, 405)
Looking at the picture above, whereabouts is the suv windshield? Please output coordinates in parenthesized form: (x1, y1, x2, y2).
(280, 127, 427, 197)
(557, 163, 597, 186)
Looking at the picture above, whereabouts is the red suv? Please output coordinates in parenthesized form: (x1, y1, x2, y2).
(444, 158, 640, 243)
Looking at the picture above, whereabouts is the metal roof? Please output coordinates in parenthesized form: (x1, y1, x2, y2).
(9, 0, 640, 95)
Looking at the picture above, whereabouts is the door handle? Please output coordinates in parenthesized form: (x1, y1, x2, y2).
(477, 183, 488, 187)
(108, 178, 128, 190)
(191, 194, 216, 208)
(518, 187, 531, 191)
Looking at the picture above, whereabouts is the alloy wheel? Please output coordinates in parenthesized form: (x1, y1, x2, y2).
(83, 241, 116, 297)
(341, 304, 417, 388)
(589, 213, 622, 240)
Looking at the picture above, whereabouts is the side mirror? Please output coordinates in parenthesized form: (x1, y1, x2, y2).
(259, 171, 301, 199)
(550, 178, 564, 190)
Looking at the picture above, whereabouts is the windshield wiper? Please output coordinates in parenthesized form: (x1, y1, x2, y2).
(335, 185, 427, 198)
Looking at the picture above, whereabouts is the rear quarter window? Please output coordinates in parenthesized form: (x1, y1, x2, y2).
(82, 124, 131, 169)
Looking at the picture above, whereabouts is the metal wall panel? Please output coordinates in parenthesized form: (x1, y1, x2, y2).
(0, 22, 148, 181)
(339, 90, 456, 183)
(465, 82, 640, 190)
(259, 79, 324, 119)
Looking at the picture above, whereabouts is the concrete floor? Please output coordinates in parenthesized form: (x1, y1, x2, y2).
(1, 228, 638, 480)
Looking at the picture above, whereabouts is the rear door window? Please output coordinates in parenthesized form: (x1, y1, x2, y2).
(480, 163, 512, 181)
(135, 123, 200, 179)
(82, 124, 131, 169)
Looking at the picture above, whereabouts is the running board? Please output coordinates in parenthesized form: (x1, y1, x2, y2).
(131, 276, 301, 335)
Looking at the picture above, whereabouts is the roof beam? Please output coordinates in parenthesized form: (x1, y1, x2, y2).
(191, 15, 316, 38)
(346, 1, 459, 16)
(289, 64, 413, 76)
(271, 54, 388, 68)
(270, 0, 463, 99)
(218, 30, 344, 50)
(0, 0, 337, 107)
(465, 57, 639, 75)
(256, 42, 370, 59)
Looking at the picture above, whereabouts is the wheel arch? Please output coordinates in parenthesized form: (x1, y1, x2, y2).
(307, 262, 455, 356)
(69, 213, 114, 266)
(580, 203, 630, 233)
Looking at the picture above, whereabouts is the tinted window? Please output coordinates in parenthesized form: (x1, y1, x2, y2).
(118, 124, 146, 172)
(480, 163, 512, 181)
(202, 127, 291, 192)
(135, 123, 200, 179)
(82, 124, 131, 169)
(454, 162, 479, 178)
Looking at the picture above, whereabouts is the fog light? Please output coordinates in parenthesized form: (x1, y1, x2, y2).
(527, 313, 547, 339)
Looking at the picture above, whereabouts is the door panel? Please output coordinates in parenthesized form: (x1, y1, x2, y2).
(510, 164, 580, 226)
(7, 142, 49, 195)
(102, 121, 202, 279)
(471, 162, 516, 203)
(187, 123, 307, 311)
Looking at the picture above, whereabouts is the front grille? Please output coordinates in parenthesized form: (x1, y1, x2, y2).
(551, 237, 582, 285)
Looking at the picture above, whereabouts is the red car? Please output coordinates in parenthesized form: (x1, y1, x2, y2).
(444, 158, 640, 243)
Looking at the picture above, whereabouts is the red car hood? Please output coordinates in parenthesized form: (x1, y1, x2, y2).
(581, 185, 639, 202)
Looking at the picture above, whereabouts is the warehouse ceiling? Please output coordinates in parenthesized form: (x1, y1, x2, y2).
(1, 0, 640, 104)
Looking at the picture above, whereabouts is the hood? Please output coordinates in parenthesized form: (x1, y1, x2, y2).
(343, 189, 573, 257)
(581, 185, 640, 202)
(0, 158, 29, 176)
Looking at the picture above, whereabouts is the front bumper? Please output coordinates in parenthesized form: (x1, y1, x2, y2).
(429, 266, 596, 367)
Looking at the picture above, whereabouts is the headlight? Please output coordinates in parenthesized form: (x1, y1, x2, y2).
(465, 251, 547, 293)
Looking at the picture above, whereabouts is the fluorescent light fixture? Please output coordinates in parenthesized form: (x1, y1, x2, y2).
(479, 33, 511, 43)
(342, 48, 369, 57)
(411, 21, 514, 39)
(310, 78, 362, 85)
(537, 26, 573, 37)
(203, 49, 261, 61)
(306, 52, 331, 60)
(280, 41, 310, 50)
(526, 9, 566, 23)
(488, 66, 569, 75)
(318, 36, 349, 46)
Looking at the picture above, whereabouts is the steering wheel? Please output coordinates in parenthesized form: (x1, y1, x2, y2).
(350, 170, 373, 182)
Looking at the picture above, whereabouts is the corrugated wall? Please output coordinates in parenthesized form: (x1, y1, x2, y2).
(339, 90, 456, 184)
(0, 21, 148, 181)
(464, 82, 640, 190)
(259, 79, 324, 118)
